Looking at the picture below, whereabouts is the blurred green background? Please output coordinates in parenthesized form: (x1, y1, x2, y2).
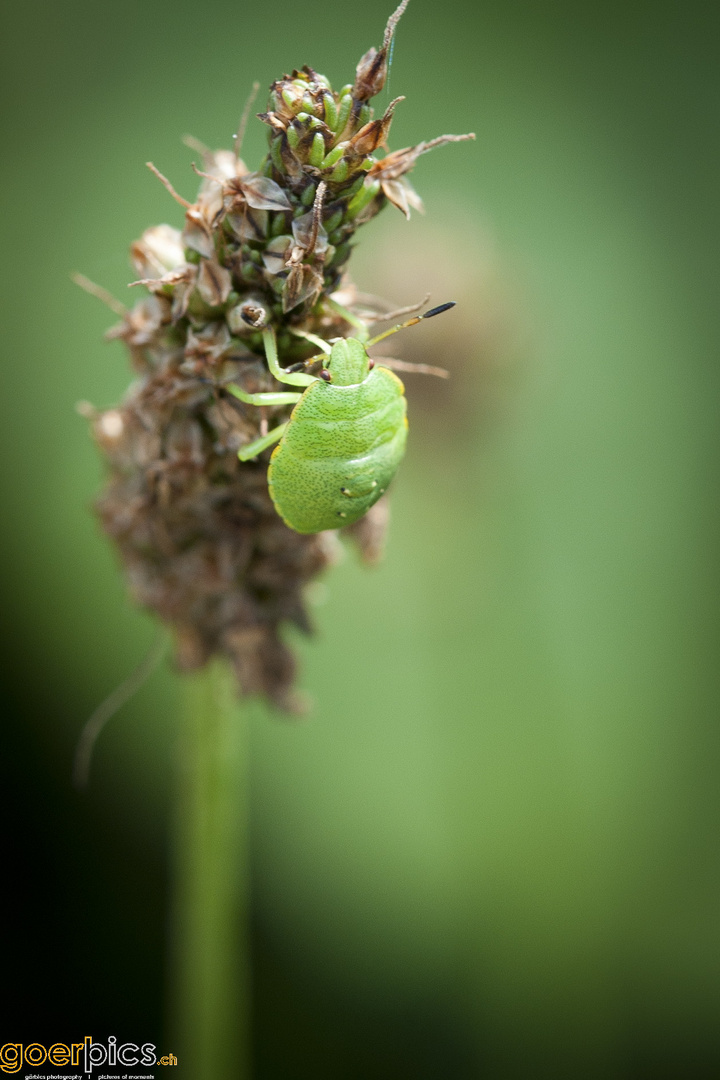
(2, 0, 719, 1075)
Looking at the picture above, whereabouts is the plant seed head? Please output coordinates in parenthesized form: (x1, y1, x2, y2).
(79, 5, 474, 706)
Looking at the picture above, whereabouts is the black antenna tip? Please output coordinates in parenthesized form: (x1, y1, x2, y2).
(423, 302, 456, 319)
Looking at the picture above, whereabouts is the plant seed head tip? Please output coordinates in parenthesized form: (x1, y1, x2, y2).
(353, 0, 410, 102)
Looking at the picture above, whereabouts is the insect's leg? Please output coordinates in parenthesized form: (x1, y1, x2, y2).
(238, 422, 289, 461)
(288, 327, 332, 353)
(263, 326, 316, 386)
(325, 297, 370, 341)
(226, 384, 302, 407)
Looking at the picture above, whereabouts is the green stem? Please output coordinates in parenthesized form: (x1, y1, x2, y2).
(170, 660, 250, 1079)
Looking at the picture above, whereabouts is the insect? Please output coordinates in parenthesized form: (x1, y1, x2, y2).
(226, 301, 455, 534)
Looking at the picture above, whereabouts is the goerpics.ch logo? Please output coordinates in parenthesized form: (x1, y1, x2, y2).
(0, 1036, 177, 1074)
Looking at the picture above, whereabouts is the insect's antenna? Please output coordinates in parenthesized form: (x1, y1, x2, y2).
(146, 162, 193, 209)
(366, 301, 456, 347)
(73, 632, 169, 790)
(234, 80, 260, 163)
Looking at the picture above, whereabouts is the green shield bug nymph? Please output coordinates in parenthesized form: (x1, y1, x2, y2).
(226, 301, 455, 534)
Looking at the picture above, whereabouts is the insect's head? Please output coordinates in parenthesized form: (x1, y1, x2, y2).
(323, 338, 370, 386)
(284, 301, 457, 385)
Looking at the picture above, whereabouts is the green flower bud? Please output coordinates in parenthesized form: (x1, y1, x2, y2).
(269, 136, 284, 173)
(270, 212, 289, 237)
(323, 93, 338, 130)
(309, 132, 326, 168)
(346, 179, 381, 219)
(344, 173, 367, 199)
(329, 159, 349, 183)
(326, 241, 350, 267)
(321, 144, 345, 170)
(323, 207, 343, 232)
(281, 85, 303, 112)
(334, 94, 353, 137)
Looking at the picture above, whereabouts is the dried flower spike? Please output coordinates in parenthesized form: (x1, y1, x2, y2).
(78, 3, 474, 708)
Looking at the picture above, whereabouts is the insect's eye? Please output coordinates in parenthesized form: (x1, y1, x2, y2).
(319, 370, 332, 382)
(368, 359, 375, 369)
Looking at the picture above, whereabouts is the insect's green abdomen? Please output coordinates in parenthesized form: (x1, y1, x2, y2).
(268, 366, 407, 534)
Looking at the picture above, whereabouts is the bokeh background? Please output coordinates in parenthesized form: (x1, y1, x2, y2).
(2, 0, 719, 1075)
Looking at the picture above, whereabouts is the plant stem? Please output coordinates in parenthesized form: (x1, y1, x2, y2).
(170, 660, 250, 1079)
